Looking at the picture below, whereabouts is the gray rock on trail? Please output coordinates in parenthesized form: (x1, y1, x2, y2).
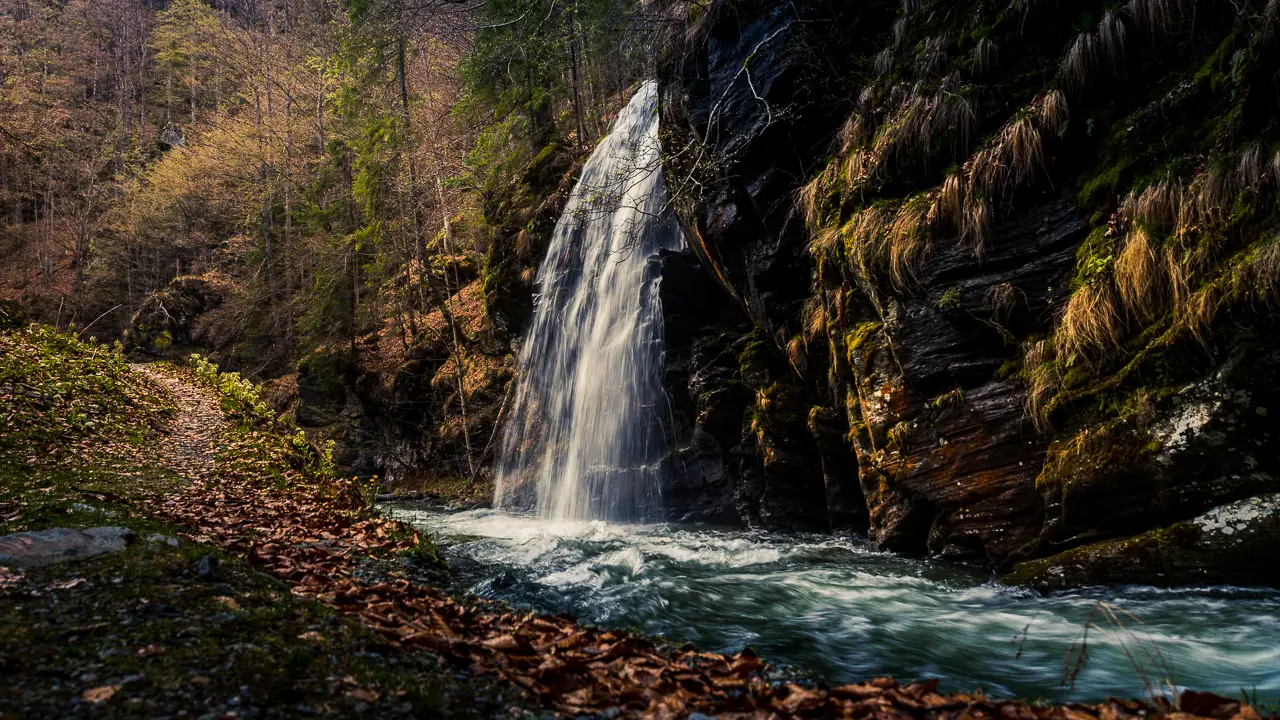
(0, 527, 135, 568)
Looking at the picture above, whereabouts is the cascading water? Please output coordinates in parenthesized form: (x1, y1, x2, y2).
(494, 81, 682, 523)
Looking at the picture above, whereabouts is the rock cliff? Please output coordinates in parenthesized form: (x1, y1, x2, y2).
(657, 0, 1280, 586)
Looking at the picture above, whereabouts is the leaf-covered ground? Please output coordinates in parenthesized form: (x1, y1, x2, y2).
(1, 325, 1274, 719)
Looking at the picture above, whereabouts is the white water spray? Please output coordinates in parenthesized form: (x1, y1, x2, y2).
(493, 81, 683, 522)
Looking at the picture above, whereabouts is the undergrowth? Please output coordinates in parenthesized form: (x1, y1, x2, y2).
(0, 324, 172, 459)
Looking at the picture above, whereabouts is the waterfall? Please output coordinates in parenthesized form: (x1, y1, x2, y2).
(493, 81, 683, 523)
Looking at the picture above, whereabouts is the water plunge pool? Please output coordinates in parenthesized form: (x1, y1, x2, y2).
(387, 506, 1280, 703)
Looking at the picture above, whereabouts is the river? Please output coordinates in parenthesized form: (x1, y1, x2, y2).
(387, 505, 1280, 703)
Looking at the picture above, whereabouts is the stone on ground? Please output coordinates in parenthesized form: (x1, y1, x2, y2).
(0, 527, 135, 568)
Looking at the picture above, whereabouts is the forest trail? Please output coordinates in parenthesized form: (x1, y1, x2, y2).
(131, 363, 227, 484)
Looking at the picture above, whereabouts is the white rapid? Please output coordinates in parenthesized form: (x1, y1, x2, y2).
(493, 81, 682, 522)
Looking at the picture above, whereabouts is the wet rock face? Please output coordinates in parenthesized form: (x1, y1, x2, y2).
(1006, 493, 1280, 589)
(660, 0, 875, 333)
(657, 0, 1280, 582)
(658, 250, 835, 530)
(846, 193, 1082, 562)
(1034, 332, 1280, 563)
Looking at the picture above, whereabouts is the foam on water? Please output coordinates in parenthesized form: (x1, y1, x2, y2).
(389, 506, 1280, 702)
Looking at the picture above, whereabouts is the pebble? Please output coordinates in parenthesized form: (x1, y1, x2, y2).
(195, 555, 220, 581)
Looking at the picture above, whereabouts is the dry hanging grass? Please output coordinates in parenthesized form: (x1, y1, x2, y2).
(1098, 10, 1127, 70)
(932, 171, 966, 230)
(984, 281, 1018, 321)
(803, 296, 827, 342)
(962, 195, 994, 256)
(892, 17, 909, 47)
(809, 224, 843, 264)
(972, 37, 999, 75)
(1003, 114, 1045, 188)
(1247, 234, 1280, 298)
(1180, 284, 1222, 345)
(1193, 163, 1237, 220)
(1060, 32, 1097, 94)
(1238, 144, 1266, 189)
(839, 112, 871, 154)
(929, 90, 978, 156)
(1055, 281, 1120, 361)
(1133, 179, 1181, 231)
(845, 204, 895, 280)
(1128, 0, 1192, 35)
(875, 48, 895, 77)
(889, 195, 933, 290)
(1114, 227, 1168, 321)
(1037, 90, 1070, 136)
(786, 335, 809, 377)
(919, 35, 949, 76)
(1022, 339, 1057, 431)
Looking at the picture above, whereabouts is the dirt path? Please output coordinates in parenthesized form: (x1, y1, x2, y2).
(131, 364, 227, 483)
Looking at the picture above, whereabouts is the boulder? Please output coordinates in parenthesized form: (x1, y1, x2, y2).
(0, 527, 134, 568)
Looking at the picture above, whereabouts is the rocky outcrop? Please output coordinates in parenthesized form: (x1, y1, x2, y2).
(657, 0, 1280, 584)
(126, 274, 230, 356)
(1006, 493, 1280, 589)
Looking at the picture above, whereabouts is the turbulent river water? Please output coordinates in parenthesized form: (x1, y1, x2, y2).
(388, 506, 1280, 703)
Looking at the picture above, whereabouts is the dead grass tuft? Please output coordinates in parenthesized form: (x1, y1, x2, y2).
(932, 170, 966, 231)
(875, 48, 895, 77)
(932, 90, 978, 157)
(1132, 179, 1181, 231)
(1238, 144, 1266, 189)
(1128, 0, 1194, 34)
(1037, 90, 1070, 137)
(803, 296, 827, 342)
(844, 204, 895, 281)
(892, 17, 909, 47)
(972, 37, 999, 76)
(1004, 114, 1045, 188)
(889, 195, 933, 290)
(1023, 339, 1057, 431)
(984, 282, 1019, 321)
(1114, 226, 1167, 321)
(1060, 32, 1097, 94)
(1055, 281, 1120, 361)
(1194, 162, 1238, 219)
(919, 35, 949, 76)
(839, 113, 871, 154)
(1098, 10, 1127, 70)
(962, 195, 994, 256)
(786, 335, 809, 377)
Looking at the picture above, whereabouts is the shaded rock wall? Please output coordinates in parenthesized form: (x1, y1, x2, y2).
(657, 0, 1280, 585)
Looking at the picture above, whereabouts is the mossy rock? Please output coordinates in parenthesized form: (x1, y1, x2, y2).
(0, 300, 28, 330)
(1006, 493, 1280, 590)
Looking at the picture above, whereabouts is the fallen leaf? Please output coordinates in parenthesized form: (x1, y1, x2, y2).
(82, 685, 120, 704)
(136, 644, 166, 659)
(346, 688, 380, 703)
(212, 596, 241, 610)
